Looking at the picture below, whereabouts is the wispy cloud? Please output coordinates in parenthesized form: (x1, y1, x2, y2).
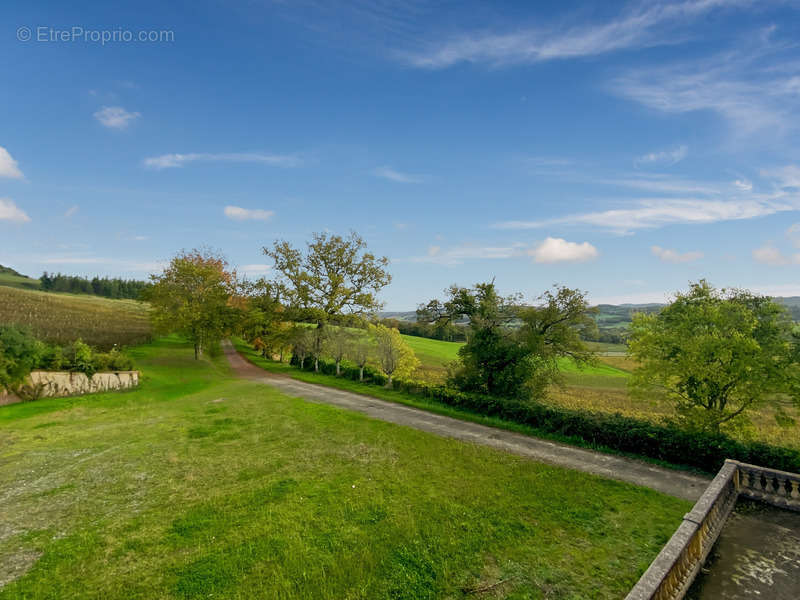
(651, 245, 703, 263)
(529, 237, 598, 263)
(224, 206, 275, 221)
(372, 166, 427, 183)
(494, 197, 795, 234)
(612, 30, 800, 139)
(94, 106, 141, 129)
(410, 243, 525, 266)
(144, 152, 301, 170)
(64, 205, 79, 218)
(0, 198, 30, 223)
(635, 145, 688, 167)
(398, 0, 749, 68)
(752, 243, 800, 266)
(0, 146, 24, 179)
(734, 179, 753, 191)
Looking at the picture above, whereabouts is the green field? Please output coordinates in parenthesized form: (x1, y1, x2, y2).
(0, 269, 39, 291)
(400, 334, 630, 384)
(0, 337, 688, 598)
(0, 285, 151, 348)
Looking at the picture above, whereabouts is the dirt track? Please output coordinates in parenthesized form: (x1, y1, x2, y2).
(224, 341, 709, 501)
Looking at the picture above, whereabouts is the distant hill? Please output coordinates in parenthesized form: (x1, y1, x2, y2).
(0, 264, 40, 290)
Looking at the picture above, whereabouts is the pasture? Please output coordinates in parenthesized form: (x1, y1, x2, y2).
(0, 337, 689, 599)
(399, 334, 800, 450)
(0, 286, 151, 349)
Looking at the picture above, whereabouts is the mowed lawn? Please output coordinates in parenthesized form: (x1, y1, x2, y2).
(0, 337, 689, 599)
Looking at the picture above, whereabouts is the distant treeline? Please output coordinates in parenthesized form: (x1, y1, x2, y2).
(39, 272, 150, 300)
(379, 317, 468, 342)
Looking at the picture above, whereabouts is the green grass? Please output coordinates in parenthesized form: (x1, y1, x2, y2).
(0, 337, 690, 599)
(399, 333, 630, 385)
(0, 271, 40, 291)
(0, 286, 151, 349)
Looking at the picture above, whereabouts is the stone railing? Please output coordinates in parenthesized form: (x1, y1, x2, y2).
(735, 461, 800, 512)
(625, 459, 800, 600)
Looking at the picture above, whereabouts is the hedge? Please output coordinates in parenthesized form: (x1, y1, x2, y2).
(289, 354, 800, 474)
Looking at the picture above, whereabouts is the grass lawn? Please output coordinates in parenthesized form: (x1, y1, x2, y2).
(0, 337, 690, 599)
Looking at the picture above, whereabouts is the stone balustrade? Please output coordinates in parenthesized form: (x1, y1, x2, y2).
(625, 459, 800, 600)
(735, 461, 800, 512)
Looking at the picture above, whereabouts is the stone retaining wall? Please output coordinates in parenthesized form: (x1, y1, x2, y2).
(0, 370, 139, 404)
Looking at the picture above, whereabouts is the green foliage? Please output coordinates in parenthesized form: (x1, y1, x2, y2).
(420, 282, 594, 400)
(629, 281, 800, 432)
(39, 272, 150, 299)
(144, 249, 243, 359)
(264, 231, 391, 320)
(0, 325, 44, 392)
(372, 324, 420, 384)
(0, 327, 134, 398)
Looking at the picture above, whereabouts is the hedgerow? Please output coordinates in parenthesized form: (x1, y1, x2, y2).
(289, 354, 800, 473)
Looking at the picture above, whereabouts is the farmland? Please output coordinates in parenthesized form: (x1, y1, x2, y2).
(0, 285, 151, 348)
(396, 333, 800, 450)
(0, 336, 689, 598)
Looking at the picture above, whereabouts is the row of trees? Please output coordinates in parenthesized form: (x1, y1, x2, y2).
(144, 232, 800, 435)
(40, 272, 150, 299)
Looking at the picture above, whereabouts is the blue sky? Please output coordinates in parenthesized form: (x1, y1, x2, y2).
(2, 0, 800, 310)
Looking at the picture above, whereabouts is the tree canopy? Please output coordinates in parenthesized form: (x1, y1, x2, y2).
(628, 280, 800, 432)
(264, 231, 391, 321)
(144, 249, 242, 359)
(419, 282, 594, 400)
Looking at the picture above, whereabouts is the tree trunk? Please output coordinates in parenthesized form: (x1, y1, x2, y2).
(359, 366, 364, 381)
(314, 357, 319, 372)
(300, 357, 305, 369)
(387, 373, 393, 387)
(336, 360, 341, 376)
(194, 343, 200, 360)
(279, 349, 284, 363)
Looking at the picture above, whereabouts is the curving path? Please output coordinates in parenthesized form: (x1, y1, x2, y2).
(224, 342, 709, 501)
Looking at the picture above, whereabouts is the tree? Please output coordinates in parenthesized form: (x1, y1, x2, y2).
(144, 249, 241, 359)
(348, 329, 377, 381)
(373, 324, 419, 385)
(419, 282, 594, 400)
(326, 328, 355, 376)
(290, 326, 313, 369)
(0, 325, 45, 400)
(628, 281, 800, 432)
(263, 231, 391, 321)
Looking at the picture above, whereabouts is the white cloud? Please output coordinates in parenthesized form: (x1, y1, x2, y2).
(93, 106, 140, 129)
(494, 197, 795, 234)
(0, 198, 30, 223)
(224, 205, 274, 221)
(372, 166, 427, 183)
(64, 205, 79, 218)
(528, 237, 598, 264)
(761, 165, 800, 189)
(0, 146, 24, 179)
(635, 145, 688, 167)
(651, 245, 703, 263)
(734, 179, 753, 191)
(399, 0, 749, 68)
(410, 243, 523, 266)
(239, 264, 272, 274)
(752, 244, 800, 266)
(144, 152, 301, 170)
